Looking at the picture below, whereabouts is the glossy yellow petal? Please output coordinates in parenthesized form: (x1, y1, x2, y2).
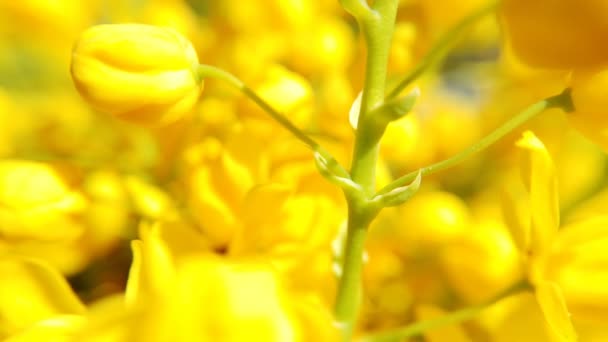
(394, 190, 471, 251)
(125, 223, 175, 306)
(516, 131, 559, 255)
(535, 281, 577, 342)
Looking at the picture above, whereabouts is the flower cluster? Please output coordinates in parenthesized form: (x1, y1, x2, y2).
(1, 1, 607, 341)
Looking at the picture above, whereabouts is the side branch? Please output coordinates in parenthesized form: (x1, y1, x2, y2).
(377, 89, 574, 196)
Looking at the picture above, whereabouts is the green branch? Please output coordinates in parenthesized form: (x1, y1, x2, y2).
(359, 281, 531, 342)
(387, 0, 499, 99)
(377, 89, 574, 196)
(197, 64, 348, 177)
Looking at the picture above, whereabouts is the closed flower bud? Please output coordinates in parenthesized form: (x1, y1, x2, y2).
(71, 24, 203, 125)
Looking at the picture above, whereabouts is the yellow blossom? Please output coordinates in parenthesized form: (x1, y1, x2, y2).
(125, 224, 337, 341)
(505, 131, 578, 340)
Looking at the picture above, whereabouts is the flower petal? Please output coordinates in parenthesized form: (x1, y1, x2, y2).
(516, 131, 559, 254)
(535, 281, 577, 342)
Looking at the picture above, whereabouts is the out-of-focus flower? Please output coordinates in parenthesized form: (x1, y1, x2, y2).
(288, 18, 354, 76)
(418, 0, 499, 48)
(71, 24, 203, 125)
(239, 64, 314, 129)
(500, 0, 608, 69)
(570, 68, 608, 152)
(393, 190, 472, 252)
(124, 175, 179, 221)
(0, 160, 85, 241)
(123, 222, 337, 342)
(441, 219, 521, 303)
(0, 256, 86, 339)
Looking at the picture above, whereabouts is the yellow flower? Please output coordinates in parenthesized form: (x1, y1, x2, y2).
(504, 131, 577, 341)
(71, 24, 203, 125)
(125, 224, 337, 342)
(500, 0, 608, 69)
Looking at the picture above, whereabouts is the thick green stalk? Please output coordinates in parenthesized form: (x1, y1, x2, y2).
(333, 208, 369, 336)
(334, 1, 400, 340)
(350, 1, 398, 193)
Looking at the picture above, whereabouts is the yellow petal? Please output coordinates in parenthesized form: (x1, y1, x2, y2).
(516, 131, 559, 254)
(124, 176, 178, 220)
(501, 179, 531, 253)
(4, 315, 84, 342)
(0, 257, 86, 337)
(535, 281, 577, 342)
(174, 257, 300, 341)
(125, 223, 175, 306)
(543, 216, 608, 324)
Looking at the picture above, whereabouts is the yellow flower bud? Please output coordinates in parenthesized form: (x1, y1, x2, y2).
(71, 24, 203, 125)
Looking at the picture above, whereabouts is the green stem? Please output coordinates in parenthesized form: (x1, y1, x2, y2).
(240, 86, 320, 149)
(359, 281, 531, 342)
(197, 64, 317, 148)
(197, 64, 348, 176)
(335, 1, 400, 340)
(387, 0, 499, 100)
(377, 89, 574, 196)
(334, 210, 370, 340)
(339, 0, 373, 20)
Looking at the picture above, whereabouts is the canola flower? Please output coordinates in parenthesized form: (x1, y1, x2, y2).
(2, 1, 608, 341)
